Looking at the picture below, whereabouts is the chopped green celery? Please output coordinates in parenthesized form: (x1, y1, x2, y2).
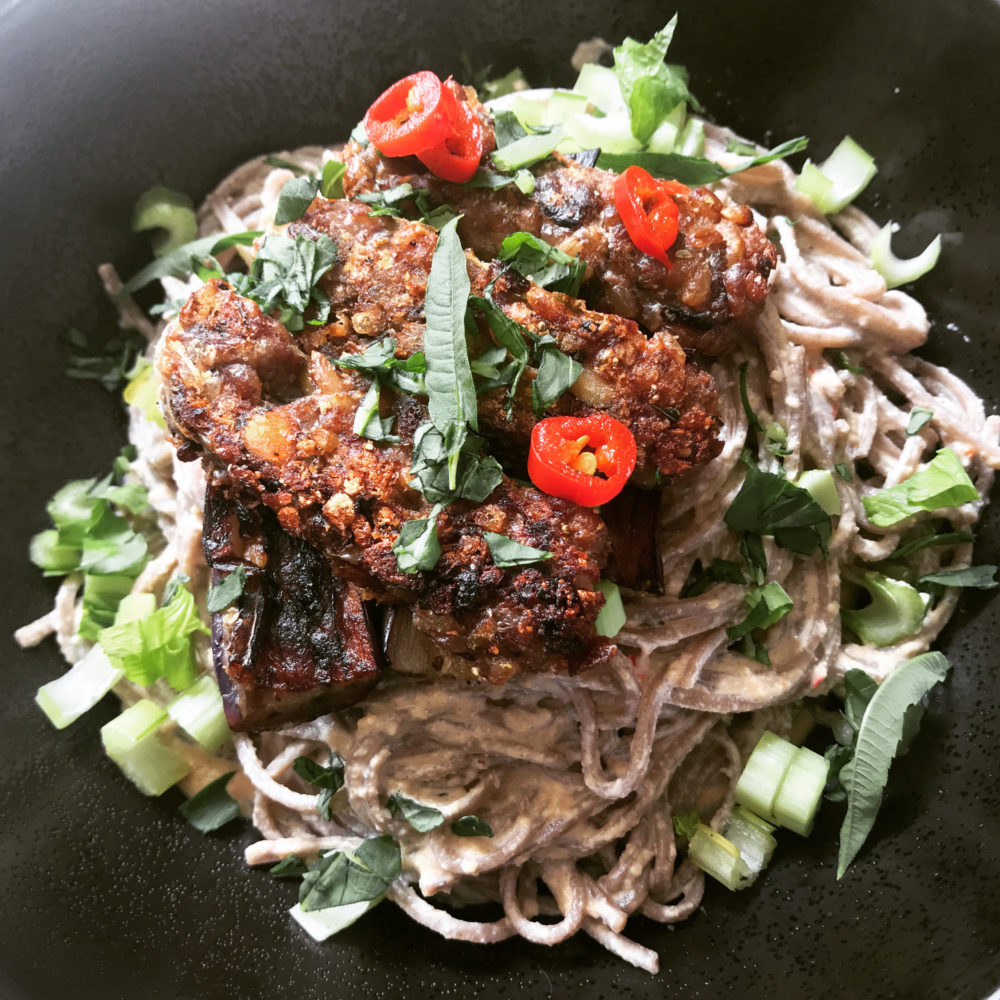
(35, 644, 124, 729)
(676, 117, 705, 157)
(795, 136, 876, 214)
(114, 592, 156, 624)
(510, 95, 545, 129)
(289, 896, 384, 941)
(688, 824, 753, 890)
(541, 89, 588, 126)
(78, 572, 136, 640)
(29, 529, 79, 576)
(131, 186, 198, 256)
(561, 111, 641, 155)
(870, 222, 941, 289)
(123, 360, 167, 429)
(842, 572, 927, 647)
(722, 806, 777, 873)
(772, 746, 830, 836)
(733, 731, 798, 822)
(572, 62, 627, 115)
(101, 699, 190, 796)
(796, 469, 842, 516)
(167, 674, 230, 752)
(492, 126, 563, 171)
(645, 103, 687, 154)
(594, 579, 626, 638)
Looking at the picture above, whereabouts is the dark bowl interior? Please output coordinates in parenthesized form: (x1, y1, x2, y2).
(2, 1, 998, 998)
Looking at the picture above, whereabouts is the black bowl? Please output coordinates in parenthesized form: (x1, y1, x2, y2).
(2, 2, 998, 998)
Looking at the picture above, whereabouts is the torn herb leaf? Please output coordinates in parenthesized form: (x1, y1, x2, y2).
(726, 583, 794, 642)
(393, 504, 445, 574)
(321, 159, 347, 199)
(206, 565, 247, 613)
(299, 835, 401, 912)
(293, 751, 346, 821)
(918, 565, 998, 589)
(681, 558, 747, 598)
(532, 345, 583, 413)
(178, 771, 240, 833)
(483, 532, 553, 568)
(274, 175, 320, 225)
(450, 815, 494, 837)
(386, 792, 445, 832)
(498, 232, 585, 296)
(270, 854, 309, 879)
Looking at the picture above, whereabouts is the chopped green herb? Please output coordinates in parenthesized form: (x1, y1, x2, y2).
(386, 792, 446, 832)
(672, 810, 701, 840)
(393, 503, 445, 574)
(532, 346, 583, 413)
(178, 771, 240, 833)
(450, 815, 494, 838)
(904, 409, 934, 437)
(352, 382, 399, 443)
(832, 350, 865, 375)
(726, 584, 794, 666)
(206, 565, 248, 613)
(270, 854, 309, 878)
(483, 532, 553, 567)
(264, 155, 308, 173)
(834, 462, 854, 482)
(738, 361, 763, 432)
(274, 175, 321, 225)
(293, 751, 346, 821)
(918, 565, 998, 589)
(62, 326, 144, 393)
(321, 159, 347, 199)
(299, 835, 401, 912)
(498, 232, 585, 296)
(890, 529, 974, 561)
(681, 559, 747, 598)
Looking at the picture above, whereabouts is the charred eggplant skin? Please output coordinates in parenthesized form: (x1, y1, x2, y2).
(203, 482, 381, 731)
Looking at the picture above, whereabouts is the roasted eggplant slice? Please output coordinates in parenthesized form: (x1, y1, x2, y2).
(204, 483, 381, 731)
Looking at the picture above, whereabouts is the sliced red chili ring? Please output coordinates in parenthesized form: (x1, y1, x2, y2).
(527, 414, 637, 507)
(416, 81, 483, 183)
(613, 165, 690, 269)
(362, 71, 452, 158)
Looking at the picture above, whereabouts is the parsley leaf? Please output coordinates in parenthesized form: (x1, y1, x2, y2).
(178, 771, 240, 833)
(293, 752, 346, 821)
(274, 175, 320, 225)
(299, 835, 401, 912)
(450, 815, 494, 837)
(498, 232, 585, 296)
(393, 503, 444, 574)
(386, 792, 445, 832)
(206, 565, 247, 614)
(483, 532, 553, 567)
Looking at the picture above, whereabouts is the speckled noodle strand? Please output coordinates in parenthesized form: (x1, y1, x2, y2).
(18, 117, 999, 972)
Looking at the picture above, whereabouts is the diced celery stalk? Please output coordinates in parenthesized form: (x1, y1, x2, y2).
(29, 529, 79, 576)
(870, 222, 942, 290)
(677, 117, 705, 157)
(796, 469, 842, 516)
(114, 592, 157, 625)
(562, 111, 641, 155)
(733, 731, 798, 822)
(773, 746, 830, 836)
(723, 807, 778, 873)
(35, 644, 125, 729)
(167, 674, 230, 753)
(646, 103, 687, 154)
(594, 579, 626, 638)
(841, 572, 926, 647)
(541, 89, 589, 126)
(510, 96, 546, 130)
(492, 127, 563, 171)
(572, 62, 627, 115)
(289, 896, 384, 941)
(101, 699, 190, 796)
(795, 136, 876, 214)
(688, 824, 753, 891)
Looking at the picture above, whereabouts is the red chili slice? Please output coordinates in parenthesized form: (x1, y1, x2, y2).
(362, 71, 452, 158)
(527, 414, 637, 507)
(613, 165, 690, 269)
(416, 82, 483, 183)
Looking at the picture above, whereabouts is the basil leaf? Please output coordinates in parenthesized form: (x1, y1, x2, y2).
(862, 448, 979, 527)
(483, 532, 553, 568)
(596, 136, 808, 187)
(843, 669, 879, 730)
(352, 382, 399, 443)
(904, 409, 934, 436)
(837, 652, 950, 877)
(450, 815, 494, 838)
(293, 751, 346, 820)
(206, 565, 247, 613)
(393, 503, 444, 573)
(739, 532, 768, 585)
(423, 217, 477, 435)
(356, 182, 416, 217)
(386, 792, 445, 832)
(410, 423, 503, 504)
(681, 558, 746, 598)
(498, 232, 585, 296)
(672, 810, 701, 840)
(918, 565, 998, 589)
(321, 159, 347, 199)
(492, 110, 528, 148)
(117, 231, 262, 298)
(531, 345, 582, 413)
(178, 771, 240, 833)
(890, 529, 974, 560)
(274, 175, 320, 225)
(726, 583, 793, 641)
(725, 461, 832, 556)
(468, 295, 530, 364)
(270, 854, 309, 879)
(299, 835, 401, 912)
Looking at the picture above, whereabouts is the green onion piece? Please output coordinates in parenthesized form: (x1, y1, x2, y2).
(795, 469, 842, 516)
(841, 572, 927, 647)
(722, 806, 777, 873)
(870, 222, 942, 289)
(733, 731, 798, 822)
(132, 186, 198, 256)
(167, 674, 230, 753)
(492, 126, 563, 171)
(289, 896, 384, 942)
(35, 644, 124, 730)
(594, 580, 626, 638)
(687, 824, 753, 891)
(795, 136, 876, 214)
(572, 63, 628, 115)
(100, 699, 190, 796)
(772, 746, 830, 836)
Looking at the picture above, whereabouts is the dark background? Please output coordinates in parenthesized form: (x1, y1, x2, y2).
(1, 1, 998, 998)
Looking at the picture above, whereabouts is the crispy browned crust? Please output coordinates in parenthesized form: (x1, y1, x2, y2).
(290, 197, 721, 482)
(341, 85, 777, 355)
(158, 279, 614, 682)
